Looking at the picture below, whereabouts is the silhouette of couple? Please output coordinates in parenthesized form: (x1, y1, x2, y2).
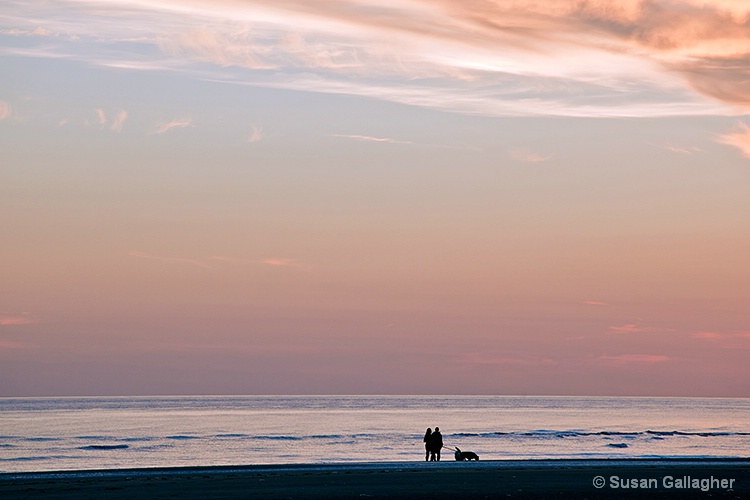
(423, 427, 443, 461)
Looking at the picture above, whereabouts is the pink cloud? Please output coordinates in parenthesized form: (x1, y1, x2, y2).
(111, 110, 128, 132)
(333, 134, 413, 145)
(94, 107, 107, 126)
(0, 314, 37, 326)
(608, 323, 675, 334)
(583, 300, 608, 306)
(10, 0, 750, 117)
(693, 331, 750, 344)
(212, 255, 310, 271)
(692, 331, 725, 340)
(717, 122, 750, 159)
(262, 258, 304, 269)
(457, 352, 557, 367)
(665, 144, 701, 155)
(129, 251, 211, 269)
(509, 148, 553, 163)
(0, 340, 29, 350)
(248, 124, 264, 143)
(0, 101, 12, 121)
(600, 354, 670, 364)
(154, 118, 193, 134)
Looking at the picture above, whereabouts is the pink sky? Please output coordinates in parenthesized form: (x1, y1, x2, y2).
(1, 0, 749, 396)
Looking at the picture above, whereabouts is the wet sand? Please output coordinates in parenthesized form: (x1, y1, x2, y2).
(2, 459, 748, 499)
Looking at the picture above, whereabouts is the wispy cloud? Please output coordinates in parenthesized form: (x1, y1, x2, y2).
(333, 134, 413, 145)
(0, 101, 12, 121)
(509, 148, 553, 163)
(608, 323, 675, 334)
(717, 122, 750, 159)
(247, 124, 263, 143)
(94, 107, 128, 131)
(261, 258, 310, 271)
(457, 352, 557, 367)
(211, 255, 311, 271)
(599, 354, 670, 365)
(665, 144, 701, 155)
(582, 301, 609, 306)
(154, 118, 193, 134)
(0, 313, 37, 326)
(0, 340, 30, 350)
(95, 107, 107, 126)
(129, 250, 211, 269)
(692, 331, 750, 348)
(6, 0, 749, 117)
(111, 109, 128, 132)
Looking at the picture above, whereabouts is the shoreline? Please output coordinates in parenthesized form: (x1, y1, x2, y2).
(2, 458, 749, 499)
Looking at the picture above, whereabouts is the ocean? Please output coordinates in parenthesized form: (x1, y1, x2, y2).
(1, 396, 748, 473)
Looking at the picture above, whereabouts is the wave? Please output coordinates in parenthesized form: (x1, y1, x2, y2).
(0, 455, 71, 462)
(449, 430, 750, 439)
(247, 434, 359, 441)
(78, 444, 129, 450)
(249, 435, 302, 441)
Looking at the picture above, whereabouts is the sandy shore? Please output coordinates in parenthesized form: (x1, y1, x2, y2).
(1, 459, 748, 499)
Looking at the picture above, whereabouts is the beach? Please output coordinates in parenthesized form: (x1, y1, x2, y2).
(2, 459, 748, 499)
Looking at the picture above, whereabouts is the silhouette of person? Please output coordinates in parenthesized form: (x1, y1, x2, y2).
(429, 426, 443, 461)
(423, 428, 432, 461)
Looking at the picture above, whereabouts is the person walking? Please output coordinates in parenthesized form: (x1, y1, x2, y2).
(429, 426, 443, 461)
(423, 428, 432, 461)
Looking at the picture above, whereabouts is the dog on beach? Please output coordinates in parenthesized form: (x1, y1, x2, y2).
(454, 447, 479, 461)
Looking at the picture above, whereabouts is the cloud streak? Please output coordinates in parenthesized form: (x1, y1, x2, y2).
(333, 134, 414, 145)
(129, 250, 211, 269)
(600, 354, 670, 365)
(509, 148, 553, 163)
(4, 0, 750, 117)
(154, 118, 193, 134)
(608, 323, 675, 334)
(0, 313, 37, 326)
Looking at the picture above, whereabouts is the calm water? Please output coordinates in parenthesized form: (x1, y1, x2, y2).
(1, 396, 748, 473)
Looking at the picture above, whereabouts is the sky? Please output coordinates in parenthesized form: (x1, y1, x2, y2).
(1, 0, 749, 397)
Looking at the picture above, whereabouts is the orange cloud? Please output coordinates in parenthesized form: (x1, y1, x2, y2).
(717, 122, 750, 159)
(6, 1, 750, 116)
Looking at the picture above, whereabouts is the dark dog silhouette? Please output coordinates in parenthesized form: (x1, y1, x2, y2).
(454, 447, 479, 461)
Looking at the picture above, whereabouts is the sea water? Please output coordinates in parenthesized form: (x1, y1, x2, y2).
(1, 396, 748, 473)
